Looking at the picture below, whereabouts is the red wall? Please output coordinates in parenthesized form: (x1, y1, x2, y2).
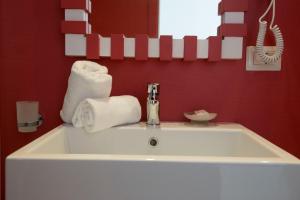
(1, 0, 300, 199)
(90, 0, 158, 37)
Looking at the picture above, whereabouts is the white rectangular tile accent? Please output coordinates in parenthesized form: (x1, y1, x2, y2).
(65, 9, 88, 21)
(65, 34, 86, 56)
(124, 38, 135, 57)
(197, 39, 208, 59)
(221, 37, 243, 59)
(172, 39, 184, 58)
(85, 0, 89, 12)
(222, 12, 244, 24)
(100, 37, 111, 57)
(88, 0, 92, 13)
(148, 38, 160, 58)
(88, 24, 91, 34)
(85, 23, 90, 34)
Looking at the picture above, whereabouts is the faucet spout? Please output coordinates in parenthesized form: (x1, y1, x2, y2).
(147, 83, 160, 126)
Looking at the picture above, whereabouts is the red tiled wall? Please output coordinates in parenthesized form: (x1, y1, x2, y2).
(1, 0, 300, 199)
(90, 0, 158, 37)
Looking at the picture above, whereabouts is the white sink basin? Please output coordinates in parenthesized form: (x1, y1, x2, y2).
(21, 123, 288, 158)
(6, 122, 300, 200)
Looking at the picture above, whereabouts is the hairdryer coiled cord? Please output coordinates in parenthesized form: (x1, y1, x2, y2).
(256, 0, 284, 64)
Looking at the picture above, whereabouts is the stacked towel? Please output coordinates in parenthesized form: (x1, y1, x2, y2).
(60, 61, 112, 123)
(72, 96, 141, 133)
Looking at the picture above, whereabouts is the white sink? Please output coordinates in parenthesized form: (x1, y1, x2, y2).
(6, 122, 300, 200)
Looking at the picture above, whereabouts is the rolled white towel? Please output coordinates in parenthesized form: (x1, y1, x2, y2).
(72, 96, 141, 133)
(60, 61, 112, 123)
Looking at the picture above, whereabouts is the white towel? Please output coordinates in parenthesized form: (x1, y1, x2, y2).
(72, 96, 141, 133)
(60, 61, 112, 123)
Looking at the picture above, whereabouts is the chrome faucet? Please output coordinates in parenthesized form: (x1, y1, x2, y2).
(147, 83, 160, 126)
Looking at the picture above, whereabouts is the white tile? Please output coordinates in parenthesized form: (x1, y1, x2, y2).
(148, 38, 160, 58)
(124, 38, 135, 58)
(100, 37, 111, 57)
(222, 12, 244, 24)
(221, 37, 243, 59)
(65, 34, 86, 56)
(197, 39, 208, 59)
(172, 39, 184, 58)
(65, 9, 88, 21)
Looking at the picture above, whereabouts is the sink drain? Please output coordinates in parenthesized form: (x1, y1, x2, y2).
(149, 137, 158, 147)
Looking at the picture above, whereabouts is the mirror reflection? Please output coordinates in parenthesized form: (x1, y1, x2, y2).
(90, 0, 221, 39)
(159, 0, 221, 39)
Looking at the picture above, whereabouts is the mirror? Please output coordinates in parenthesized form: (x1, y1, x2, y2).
(62, 0, 247, 60)
(159, 0, 221, 39)
(90, 0, 221, 39)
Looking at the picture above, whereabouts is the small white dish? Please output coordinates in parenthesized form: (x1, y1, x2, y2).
(184, 110, 217, 122)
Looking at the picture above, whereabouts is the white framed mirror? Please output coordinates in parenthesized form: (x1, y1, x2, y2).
(61, 0, 248, 61)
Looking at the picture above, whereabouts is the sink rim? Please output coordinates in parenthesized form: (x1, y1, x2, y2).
(7, 122, 300, 164)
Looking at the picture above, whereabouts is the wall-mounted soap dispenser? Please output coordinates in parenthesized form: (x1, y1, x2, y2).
(16, 101, 43, 133)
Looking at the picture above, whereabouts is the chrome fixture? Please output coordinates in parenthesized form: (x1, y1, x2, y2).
(147, 83, 160, 126)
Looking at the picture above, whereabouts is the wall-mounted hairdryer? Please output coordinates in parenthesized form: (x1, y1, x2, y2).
(256, 0, 284, 64)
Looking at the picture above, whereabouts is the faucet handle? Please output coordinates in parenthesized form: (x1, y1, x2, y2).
(148, 83, 160, 95)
